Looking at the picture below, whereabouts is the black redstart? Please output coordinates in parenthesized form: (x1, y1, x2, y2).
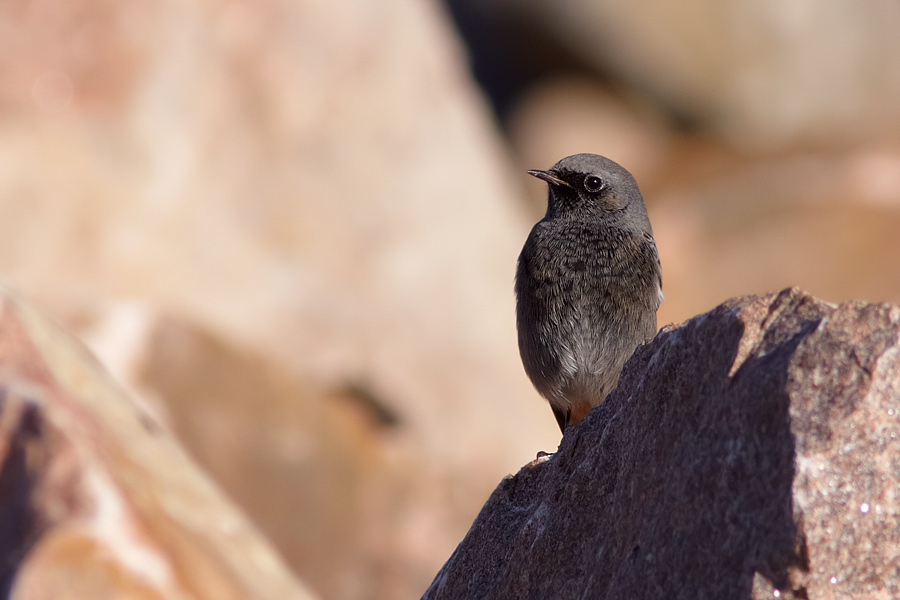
(515, 153, 663, 432)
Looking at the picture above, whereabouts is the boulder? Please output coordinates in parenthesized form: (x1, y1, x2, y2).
(0, 287, 315, 599)
(119, 311, 419, 600)
(424, 288, 900, 599)
(0, 0, 560, 596)
(650, 151, 900, 330)
(506, 0, 900, 149)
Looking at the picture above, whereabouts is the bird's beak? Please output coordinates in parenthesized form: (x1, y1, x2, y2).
(527, 169, 572, 188)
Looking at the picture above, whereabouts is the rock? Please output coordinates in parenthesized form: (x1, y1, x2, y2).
(651, 151, 900, 330)
(77, 302, 522, 600)
(0, 0, 560, 597)
(503, 0, 900, 149)
(0, 287, 316, 599)
(122, 312, 423, 600)
(423, 288, 900, 599)
(0, 0, 559, 458)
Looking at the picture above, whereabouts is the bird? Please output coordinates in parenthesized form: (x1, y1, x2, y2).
(515, 153, 663, 433)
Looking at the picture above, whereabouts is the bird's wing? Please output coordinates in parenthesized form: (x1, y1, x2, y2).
(644, 231, 664, 305)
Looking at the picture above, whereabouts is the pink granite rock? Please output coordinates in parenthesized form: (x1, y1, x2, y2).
(424, 289, 900, 599)
(0, 288, 316, 600)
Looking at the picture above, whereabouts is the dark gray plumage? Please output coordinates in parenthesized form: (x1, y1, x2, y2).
(515, 154, 663, 433)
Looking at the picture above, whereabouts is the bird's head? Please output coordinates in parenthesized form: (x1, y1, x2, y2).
(528, 153, 645, 219)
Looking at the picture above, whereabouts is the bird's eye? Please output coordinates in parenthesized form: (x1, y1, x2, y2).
(584, 175, 604, 193)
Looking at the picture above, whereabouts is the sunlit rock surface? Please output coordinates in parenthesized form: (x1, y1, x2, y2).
(0, 287, 316, 600)
(4, 1, 900, 598)
(424, 289, 900, 599)
(0, 1, 559, 597)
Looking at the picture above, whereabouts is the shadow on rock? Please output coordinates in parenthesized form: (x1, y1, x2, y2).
(425, 288, 900, 599)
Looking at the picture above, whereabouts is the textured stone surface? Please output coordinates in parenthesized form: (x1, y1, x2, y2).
(0, 287, 315, 600)
(5, 0, 900, 598)
(424, 288, 900, 599)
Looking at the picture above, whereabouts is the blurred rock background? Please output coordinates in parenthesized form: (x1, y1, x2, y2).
(1, 0, 899, 598)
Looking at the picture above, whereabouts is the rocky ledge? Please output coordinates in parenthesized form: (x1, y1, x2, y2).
(0, 287, 315, 599)
(424, 288, 900, 600)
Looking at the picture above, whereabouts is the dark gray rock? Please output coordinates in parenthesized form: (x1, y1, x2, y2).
(423, 288, 900, 599)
